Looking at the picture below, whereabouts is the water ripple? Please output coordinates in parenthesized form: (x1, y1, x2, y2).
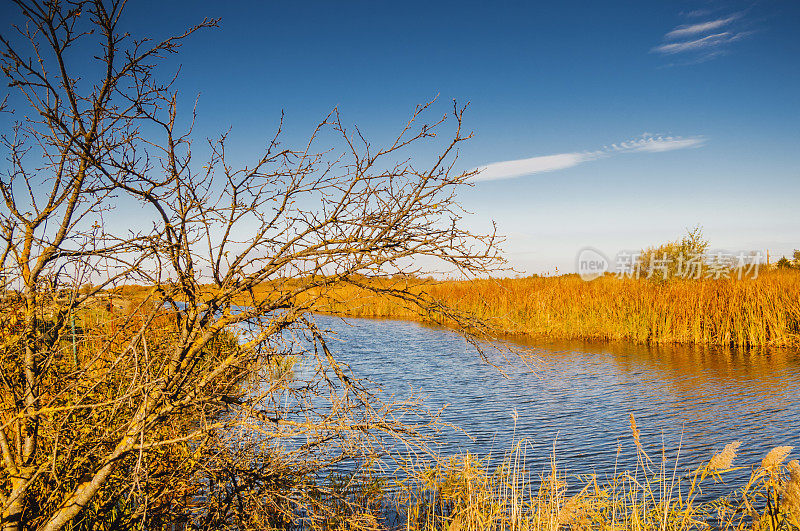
(305, 315, 800, 479)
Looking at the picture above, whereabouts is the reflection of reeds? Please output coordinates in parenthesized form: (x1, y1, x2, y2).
(276, 269, 800, 348)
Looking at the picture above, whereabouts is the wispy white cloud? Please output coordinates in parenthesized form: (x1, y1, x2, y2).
(665, 15, 739, 39)
(474, 135, 705, 182)
(653, 11, 751, 62)
(653, 31, 748, 55)
(617, 135, 705, 152)
(474, 152, 591, 182)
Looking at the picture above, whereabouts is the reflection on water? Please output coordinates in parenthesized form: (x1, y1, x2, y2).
(307, 314, 800, 482)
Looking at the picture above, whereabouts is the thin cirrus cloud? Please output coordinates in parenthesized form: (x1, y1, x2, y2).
(653, 12, 750, 60)
(664, 15, 739, 39)
(653, 31, 747, 55)
(474, 135, 705, 182)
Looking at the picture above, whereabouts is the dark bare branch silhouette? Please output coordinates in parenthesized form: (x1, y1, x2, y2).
(0, 1, 503, 528)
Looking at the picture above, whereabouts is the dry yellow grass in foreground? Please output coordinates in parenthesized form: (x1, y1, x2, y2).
(267, 269, 800, 348)
(374, 414, 800, 530)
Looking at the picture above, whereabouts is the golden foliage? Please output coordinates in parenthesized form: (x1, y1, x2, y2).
(267, 269, 800, 347)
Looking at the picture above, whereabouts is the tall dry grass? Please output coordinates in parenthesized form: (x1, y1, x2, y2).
(280, 269, 800, 348)
(329, 416, 800, 530)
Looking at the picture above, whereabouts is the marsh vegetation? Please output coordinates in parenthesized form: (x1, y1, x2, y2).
(0, 0, 797, 528)
(276, 268, 800, 348)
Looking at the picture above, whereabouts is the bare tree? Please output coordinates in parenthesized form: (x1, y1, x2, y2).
(0, 1, 502, 528)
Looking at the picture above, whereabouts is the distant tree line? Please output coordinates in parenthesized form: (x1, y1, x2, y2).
(776, 250, 800, 270)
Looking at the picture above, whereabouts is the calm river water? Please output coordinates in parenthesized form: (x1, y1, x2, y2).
(306, 314, 800, 481)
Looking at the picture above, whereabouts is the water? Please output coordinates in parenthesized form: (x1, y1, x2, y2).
(297, 314, 800, 482)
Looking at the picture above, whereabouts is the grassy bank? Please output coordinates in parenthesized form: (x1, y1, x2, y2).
(276, 271, 800, 347)
(279, 270, 800, 348)
(115, 266, 800, 348)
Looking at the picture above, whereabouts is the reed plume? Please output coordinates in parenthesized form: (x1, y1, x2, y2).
(708, 441, 741, 471)
(782, 460, 800, 516)
(761, 446, 793, 470)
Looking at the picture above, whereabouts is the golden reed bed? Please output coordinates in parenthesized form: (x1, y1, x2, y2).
(278, 269, 800, 348)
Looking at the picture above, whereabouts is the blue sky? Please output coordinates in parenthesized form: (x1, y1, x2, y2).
(4, 0, 798, 274)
